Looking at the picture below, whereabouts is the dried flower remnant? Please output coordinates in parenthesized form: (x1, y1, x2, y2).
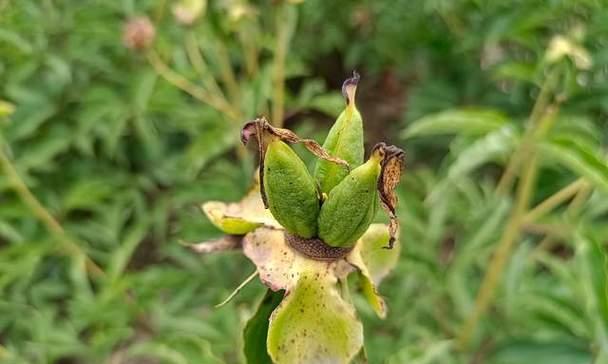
(122, 16, 155, 50)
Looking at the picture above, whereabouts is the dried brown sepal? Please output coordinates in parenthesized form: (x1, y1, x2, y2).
(241, 117, 350, 207)
(372, 142, 405, 249)
(185, 235, 242, 254)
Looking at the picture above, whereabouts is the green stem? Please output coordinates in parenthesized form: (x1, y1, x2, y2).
(0, 139, 104, 279)
(523, 178, 587, 223)
(238, 21, 259, 77)
(567, 180, 593, 217)
(271, 4, 296, 127)
(185, 31, 226, 98)
(147, 50, 241, 121)
(214, 39, 240, 102)
(496, 73, 557, 194)
(458, 147, 539, 348)
(458, 75, 560, 348)
(154, 0, 167, 23)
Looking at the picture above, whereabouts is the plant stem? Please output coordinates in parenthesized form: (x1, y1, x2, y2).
(147, 50, 241, 121)
(0, 142, 104, 278)
(496, 74, 557, 194)
(521, 222, 568, 240)
(458, 148, 539, 348)
(185, 31, 226, 98)
(567, 180, 593, 217)
(154, 0, 167, 23)
(458, 80, 560, 348)
(214, 39, 240, 102)
(522, 178, 587, 223)
(214, 270, 259, 308)
(238, 21, 259, 77)
(271, 4, 296, 127)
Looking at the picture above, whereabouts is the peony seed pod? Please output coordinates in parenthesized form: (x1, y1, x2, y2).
(314, 72, 364, 194)
(318, 143, 405, 249)
(241, 118, 349, 239)
(264, 139, 320, 238)
(318, 151, 381, 247)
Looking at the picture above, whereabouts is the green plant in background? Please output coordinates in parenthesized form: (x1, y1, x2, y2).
(195, 74, 405, 363)
(0, 0, 340, 362)
(2, 0, 608, 363)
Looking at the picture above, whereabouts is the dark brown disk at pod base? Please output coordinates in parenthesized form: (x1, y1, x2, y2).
(284, 232, 353, 262)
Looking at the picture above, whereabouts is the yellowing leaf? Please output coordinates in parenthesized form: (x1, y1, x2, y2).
(267, 271, 363, 364)
(356, 224, 401, 285)
(202, 186, 280, 235)
(347, 224, 401, 318)
(203, 201, 262, 235)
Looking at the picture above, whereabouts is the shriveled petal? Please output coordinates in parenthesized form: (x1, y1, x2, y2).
(202, 186, 280, 235)
(267, 271, 363, 364)
(242, 227, 351, 292)
(347, 224, 401, 318)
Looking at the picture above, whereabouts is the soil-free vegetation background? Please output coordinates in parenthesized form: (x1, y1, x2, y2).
(1, 1, 608, 363)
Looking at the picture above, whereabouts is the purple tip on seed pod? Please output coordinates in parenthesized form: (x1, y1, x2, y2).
(241, 120, 259, 145)
(341, 71, 360, 105)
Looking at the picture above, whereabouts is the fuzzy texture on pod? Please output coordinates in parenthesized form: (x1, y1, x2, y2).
(264, 139, 320, 238)
(314, 72, 364, 194)
(318, 155, 381, 247)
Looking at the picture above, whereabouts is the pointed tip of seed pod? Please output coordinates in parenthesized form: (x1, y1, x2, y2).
(241, 120, 257, 145)
(242, 117, 269, 145)
(342, 71, 360, 106)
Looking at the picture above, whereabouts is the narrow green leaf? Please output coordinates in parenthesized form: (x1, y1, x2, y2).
(540, 137, 608, 192)
(403, 108, 509, 138)
(446, 125, 519, 180)
(243, 289, 284, 364)
(490, 339, 591, 364)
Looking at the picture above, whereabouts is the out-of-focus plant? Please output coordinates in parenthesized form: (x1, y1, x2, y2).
(0, 0, 342, 362)
(401, 20, 608, 364)
(2, 0, 608, 363)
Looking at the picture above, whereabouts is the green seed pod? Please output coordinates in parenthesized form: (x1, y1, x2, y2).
(314, 72, 364, 194)
(264, 139, 320, 238)
(318, 153, 381, 247)
(318, 143, 406, 249)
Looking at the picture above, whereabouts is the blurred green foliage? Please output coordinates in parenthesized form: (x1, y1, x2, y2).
(1, 0, 607, 363)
